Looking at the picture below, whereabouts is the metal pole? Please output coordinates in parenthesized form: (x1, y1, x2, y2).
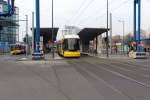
(106, 0, 109, 57)
(18, 7, 19, 42)
(25, 15, 28, 56)
(138, 0, 141, 52)
(22, 31, 24, 42)
(110, 13, 112, 54)
(52, 0, 54, 58)
(96, 36, 98, 54)
(35, 0, 40, 53)
(149, 30, 150, 39)
(134, 0, 137, 50)
(123, 21, 125, 54)
(32, 12, 34, 53)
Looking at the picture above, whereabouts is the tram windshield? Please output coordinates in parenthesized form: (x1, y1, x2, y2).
(64, 39, 80, 51)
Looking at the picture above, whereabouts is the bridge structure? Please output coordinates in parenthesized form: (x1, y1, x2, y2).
(0, 0, 15, 16)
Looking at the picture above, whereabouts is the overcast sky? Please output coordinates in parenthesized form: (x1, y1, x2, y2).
(15, 0, 150, 41)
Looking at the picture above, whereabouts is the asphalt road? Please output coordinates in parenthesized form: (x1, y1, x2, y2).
(69, 57, 150, 100)
(0, 55, 150, 100)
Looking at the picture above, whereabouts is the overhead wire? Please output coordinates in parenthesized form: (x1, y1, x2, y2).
(66, 0, 117, 26)
(75, 0, 120, 25)
(110, 0, 130, 13)
(80, 0, 131, 26)
(70, 0, 96, 25)
(66, 0, 87, 25)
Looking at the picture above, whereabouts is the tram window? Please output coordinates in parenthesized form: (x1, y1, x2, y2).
(63, 39, 68, 50)
(63, 39, 80, 51)
(74, 39, 80, 50)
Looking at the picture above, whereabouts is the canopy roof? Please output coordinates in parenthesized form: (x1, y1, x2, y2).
(78, 28, 109, 42)
(33, 27, 59, 42)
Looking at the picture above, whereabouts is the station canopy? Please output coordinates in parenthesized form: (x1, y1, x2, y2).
(78, 28, 109, 42)
(33, 28, 59, 42)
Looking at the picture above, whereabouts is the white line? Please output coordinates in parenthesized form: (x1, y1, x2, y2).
(141, 68, 150, 72)
(101, 67, 150, 88)
(77, 65, 130, 100)
(142, 74, 150, 78)
(116, 67, 135, 73)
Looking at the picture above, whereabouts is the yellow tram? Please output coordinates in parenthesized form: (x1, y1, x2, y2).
(57, 35, 80, 58)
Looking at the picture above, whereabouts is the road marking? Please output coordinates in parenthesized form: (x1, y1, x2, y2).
(141, 68, 150, 72)
(101, 66, 150, 88)
(115, 66, 135, 73)
(76, 65, 132, 100)
(142, 74, 150, 78)
(20, 61, 69, 67)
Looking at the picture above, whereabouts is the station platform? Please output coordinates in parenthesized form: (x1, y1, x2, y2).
(17, 53, 63, 61)
(81, 52, 132, 59)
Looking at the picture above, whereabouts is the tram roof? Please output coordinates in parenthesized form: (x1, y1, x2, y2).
(64, 34, 80, 39)
(78, 28, 109, 42)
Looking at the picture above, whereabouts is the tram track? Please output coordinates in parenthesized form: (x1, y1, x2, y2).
(82, 57, 150, 88)
(68, 59, 132, 100)
(68, 57, 150, 100)
(17, 56, 150, 100)
(83, 57, 150, 79)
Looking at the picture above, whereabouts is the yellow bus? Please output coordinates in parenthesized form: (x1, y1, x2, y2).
(57, 35, 80, 58)
(10, 44, 26, 55)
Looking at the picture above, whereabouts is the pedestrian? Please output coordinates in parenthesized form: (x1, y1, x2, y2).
(114, 45, 118, 54)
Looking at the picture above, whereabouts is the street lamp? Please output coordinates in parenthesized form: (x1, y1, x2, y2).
(32, 12, 34, 54)
(106, 0, 109, 57)
(118, 20, 125, 55)
(52, 0, 54, 58)
(25, 15, 28, 56)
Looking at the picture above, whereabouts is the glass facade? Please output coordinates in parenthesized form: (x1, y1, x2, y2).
(0, 0, 19, 53)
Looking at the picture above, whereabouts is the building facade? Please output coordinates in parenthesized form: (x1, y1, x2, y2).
(0, 0, 19, 53)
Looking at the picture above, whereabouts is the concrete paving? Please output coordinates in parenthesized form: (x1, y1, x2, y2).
(0, 54, 150, 100)
(0, 55, 106, 100)
(69, 57, 150, 100)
